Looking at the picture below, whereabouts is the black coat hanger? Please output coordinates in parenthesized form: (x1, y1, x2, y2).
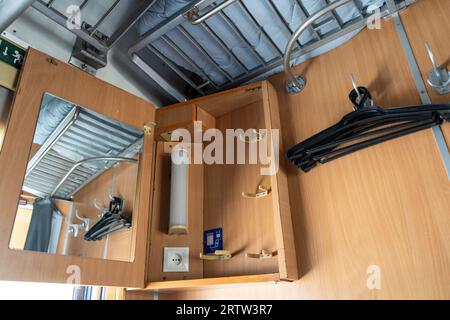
(287, 87, 450, 172)
(84, 196, 131, 241)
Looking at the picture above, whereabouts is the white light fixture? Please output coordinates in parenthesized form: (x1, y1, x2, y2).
(168, 148, 189, 235)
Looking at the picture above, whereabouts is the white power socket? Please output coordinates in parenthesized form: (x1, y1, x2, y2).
(163, 247, 189, 273)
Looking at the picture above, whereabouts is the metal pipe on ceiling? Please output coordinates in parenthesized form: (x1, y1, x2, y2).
(0, 0, 36, 33)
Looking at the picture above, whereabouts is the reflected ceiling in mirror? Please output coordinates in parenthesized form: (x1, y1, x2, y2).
(9, 93, 144, 262)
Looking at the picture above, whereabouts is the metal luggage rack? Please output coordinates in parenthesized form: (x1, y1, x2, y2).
(23, 106, 144, 200)
(129, 0, 413, 102)
(32, 0, 157, 71)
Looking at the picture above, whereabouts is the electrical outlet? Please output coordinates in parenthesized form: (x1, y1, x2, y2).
(163, 247, 189, 273)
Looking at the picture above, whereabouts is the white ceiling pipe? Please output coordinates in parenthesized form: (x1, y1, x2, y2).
(0, 0, 36, 33)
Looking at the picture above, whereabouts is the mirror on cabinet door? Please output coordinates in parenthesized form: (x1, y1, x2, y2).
(8, 93, 144, 262)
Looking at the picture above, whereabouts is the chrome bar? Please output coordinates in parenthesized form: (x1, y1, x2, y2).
(0, 0, 36, 33)
(284, 0, 353, 92)
(51, 157, 138, 197)
(189, 0, 238, 25)
(425, 42, 442, 78)
(294, 0, 322, 41)
(69, 139, 143, 196)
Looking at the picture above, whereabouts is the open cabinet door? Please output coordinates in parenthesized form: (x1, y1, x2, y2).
(0, 48, 156, 288)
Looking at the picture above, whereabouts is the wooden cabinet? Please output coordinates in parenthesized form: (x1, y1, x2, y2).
(0, 48, 298, 289)
(145, 82, 298, 289)
(0, 48, 155, 288)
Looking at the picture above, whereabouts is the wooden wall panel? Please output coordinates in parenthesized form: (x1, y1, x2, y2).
(0, 49, 155, 288)
(203, 101, 279, 278)
(148, 2, 450, 300)
(70, 162, 139, 262)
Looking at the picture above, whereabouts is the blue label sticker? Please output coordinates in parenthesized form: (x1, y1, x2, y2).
(203, 228, 223, 254)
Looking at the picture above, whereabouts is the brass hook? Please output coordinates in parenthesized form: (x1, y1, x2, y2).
(246, 249, 278, 260)
(242, 185, 271, 199)
(200, 250, 232, 261)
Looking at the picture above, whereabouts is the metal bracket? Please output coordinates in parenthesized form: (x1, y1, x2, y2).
(75, 210, 90, 231)
(65, 210, 89, 238)
(69, 56, 98, 76)
(286, 76, 306, 95)
(200, 250, 232, 261)
(144, 122, 157, 136)
(425, 42, 450, 95)
(69, 36, 108, 75)
(185, 0, 238, 25)
(242, 185, 271, 199)
(246, 249, 278, 260)
(239, 129, 266, 144)
(46, 57, 59, 66)
(183, 6, 199, 22)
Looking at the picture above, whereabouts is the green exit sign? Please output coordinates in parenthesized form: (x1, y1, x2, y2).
(0, 37, 26, 69)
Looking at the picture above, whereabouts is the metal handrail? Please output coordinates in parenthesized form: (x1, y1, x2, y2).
(189, 0, 238, 25)
(284, 0, 354, 93)
(51, 157, 138, 197)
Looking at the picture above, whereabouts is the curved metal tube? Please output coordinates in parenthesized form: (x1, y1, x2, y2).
(425, 42, 441, 78)
(284, 0, 353, 92)
(0, 0, 36, 33)
(51, 157, 138, 197)
(425, 42, 450, 84)
(189, 0, 237, 25)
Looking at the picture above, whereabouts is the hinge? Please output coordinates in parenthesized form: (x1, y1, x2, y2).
(144, 122, 156, 136)
(46, 57, 58, 66)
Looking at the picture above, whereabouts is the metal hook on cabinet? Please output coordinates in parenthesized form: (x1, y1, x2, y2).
(425, 42, 450, 95)
(93, 198, 107, 218)
(93, 198, 103, 211)
(65, 211, 88, 238)
(239, 129, 266, 144)
(75, 209, 90, 231)
(349, 74, 374, 110)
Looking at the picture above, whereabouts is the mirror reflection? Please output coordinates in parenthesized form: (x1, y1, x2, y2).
(9, 93, 144, 262)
